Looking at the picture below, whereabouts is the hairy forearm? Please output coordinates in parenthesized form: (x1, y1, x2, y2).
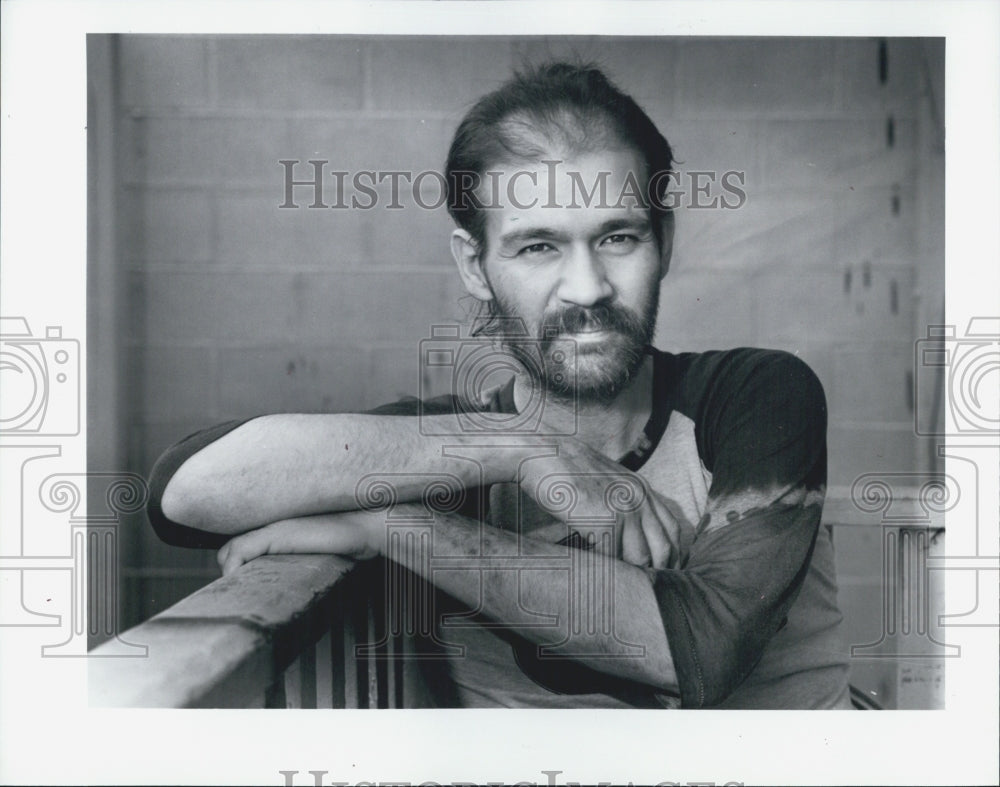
(161, 414, 542, 534)
(378, 504, 678, 691)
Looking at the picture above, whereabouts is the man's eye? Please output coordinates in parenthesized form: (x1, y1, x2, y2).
(519, 242, 554, 255)
(601, 234, 637, 249)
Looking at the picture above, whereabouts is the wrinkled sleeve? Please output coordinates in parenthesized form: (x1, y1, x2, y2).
(146, 419, 252, 549)
(650, 350, 827, 707)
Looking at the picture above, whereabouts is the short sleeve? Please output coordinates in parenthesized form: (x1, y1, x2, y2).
(649, 350, 827, 707)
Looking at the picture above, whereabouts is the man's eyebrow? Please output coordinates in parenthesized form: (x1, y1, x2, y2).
(497, 227, 569, 247)
(594, 216, 653, 236)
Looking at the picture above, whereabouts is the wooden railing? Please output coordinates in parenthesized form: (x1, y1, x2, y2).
(91, 486, 949, 708)
(89, 555, 403, 708)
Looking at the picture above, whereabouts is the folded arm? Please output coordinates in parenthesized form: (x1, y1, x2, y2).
(151, 410, 543, 540)
(218, 503, 679, 692)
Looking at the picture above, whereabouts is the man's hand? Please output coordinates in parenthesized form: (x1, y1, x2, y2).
(516, 439, 684, 570)
(217, 511, 383, 576)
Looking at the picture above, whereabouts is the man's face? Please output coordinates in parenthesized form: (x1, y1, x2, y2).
(473, 148, 668, 403)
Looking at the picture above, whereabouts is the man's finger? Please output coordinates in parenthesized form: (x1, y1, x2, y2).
(621, 515, 653, 567)
(221, 529, 271, 576)
(640, 508, 674, 569)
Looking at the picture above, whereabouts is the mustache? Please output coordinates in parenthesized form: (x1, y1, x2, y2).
(539, 304, 650, 341)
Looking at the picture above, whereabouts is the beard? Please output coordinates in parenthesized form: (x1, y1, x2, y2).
(493, 294, 659, 404)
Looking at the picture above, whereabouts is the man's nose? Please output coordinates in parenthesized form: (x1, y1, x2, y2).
(555, 246, 614, 307)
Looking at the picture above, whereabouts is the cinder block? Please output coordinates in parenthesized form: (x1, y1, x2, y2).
(142, 270, 298, 342)
(136, 522, 223, 573)
(832, 37, 884, 114)
(216, 192, 368, 267)
(832, 185, 918, 262)
(828, 343, 916, 423)
(827, 425, 917, 487)
(119, 35, 210, 109)
(654, 269, 756, 351)
(125, 116, 219, 185)
(834, 38, 925, 116)
(293, 271, 454, 344)
(760, 118, 916, 193)
(673, 190, 842, 276)
(675, 39, 838, 116)
(287, 116, 454, 175)
(126, 116, 291, 186)
(663, 118, 764, 191)
(365, 345, 423, 407)
(137, 345, 217, 422)
(357, 197, 456, 269)
(829, 523, 885, 581)
(369, 38, 514, 113)
(214, 117, 294, 186)
(751, 267, 913, 346)
(138, 419, 224, 475)
(512, 37, 679, 113)
(121, 188, 213, 263)
(216, 345, 369, 418)
(749, 271, 845, 346)
(216, 35, 364, 110)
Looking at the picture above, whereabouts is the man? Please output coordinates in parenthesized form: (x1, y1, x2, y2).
(147, 62, 851, 709)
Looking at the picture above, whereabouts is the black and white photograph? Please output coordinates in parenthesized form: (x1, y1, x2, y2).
(0, 2, 998, 785)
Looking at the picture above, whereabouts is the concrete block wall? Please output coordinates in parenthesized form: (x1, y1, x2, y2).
(112, 36, 945, 706)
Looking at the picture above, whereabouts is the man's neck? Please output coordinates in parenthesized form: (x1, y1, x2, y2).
(512, 354, 655, 459)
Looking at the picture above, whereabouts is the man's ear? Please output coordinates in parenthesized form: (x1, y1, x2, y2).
(658, 211, 675, 280)
(450, 229, 494, 301)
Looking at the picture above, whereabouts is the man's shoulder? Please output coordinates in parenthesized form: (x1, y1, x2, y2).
(654, 346, 824, 413)
(364, 390, 508, 417)
(365, 394, 460, 417)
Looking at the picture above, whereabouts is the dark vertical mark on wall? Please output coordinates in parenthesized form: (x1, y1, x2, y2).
(878, 39, 889, 84)
(887, 115, 896, 148)
(844, 267, 853, 294)
(890, 278, 899, 314)
(862, 260, 872, 288)
(892, 184, 901, 216)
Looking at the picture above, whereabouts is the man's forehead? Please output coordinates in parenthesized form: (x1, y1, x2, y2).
(480, 148, 651, 240)
(487, 147, 646, 187)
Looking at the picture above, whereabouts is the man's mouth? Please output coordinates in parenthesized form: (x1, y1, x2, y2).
(567, 327, 610, 339)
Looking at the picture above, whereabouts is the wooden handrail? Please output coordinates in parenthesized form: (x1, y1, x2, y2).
(90, 486, 944, 708)
(89, 554, 361, 708)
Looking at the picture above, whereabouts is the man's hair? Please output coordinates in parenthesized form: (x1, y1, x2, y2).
(444, 61, 676, 335)
(446, 61, 675, 244)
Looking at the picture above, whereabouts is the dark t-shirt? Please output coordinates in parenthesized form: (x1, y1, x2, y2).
(146, 347, 851, 708)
